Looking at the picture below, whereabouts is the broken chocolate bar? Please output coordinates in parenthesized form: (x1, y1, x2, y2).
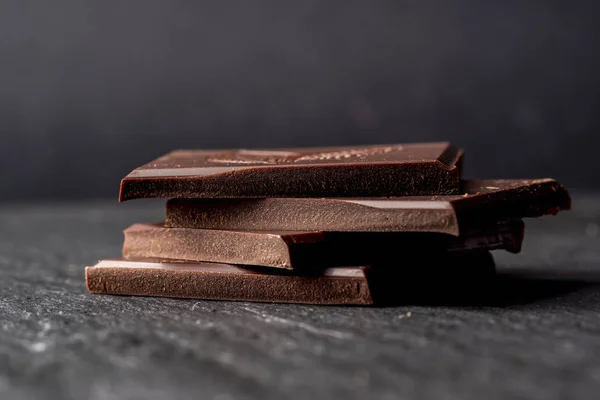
(122, 220, 523, 270)
(123, 224, 327, 270)
(165, 179, 570, 235)
(119, 142, 463, 200)
(86, 251, 496, 305)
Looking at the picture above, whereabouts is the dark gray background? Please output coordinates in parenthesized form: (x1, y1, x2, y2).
(1, 1, 599, 201)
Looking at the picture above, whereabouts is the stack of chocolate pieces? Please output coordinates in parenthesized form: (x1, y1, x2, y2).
(86, 143, 571, 305)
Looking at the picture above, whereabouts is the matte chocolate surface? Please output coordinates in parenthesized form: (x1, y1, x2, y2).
(119, 142, 463, 200)
(87, 259, 374, 305)
(123, 223, 326, 270)
(166, 179, 571, 235)
(86, 251, 496, 305)
(122, 221, 523, 269)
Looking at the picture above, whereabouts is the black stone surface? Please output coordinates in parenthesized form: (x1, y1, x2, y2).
(1, 195, 599, 400)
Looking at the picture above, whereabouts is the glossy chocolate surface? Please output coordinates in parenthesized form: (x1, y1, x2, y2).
(119, 142, 463, 200)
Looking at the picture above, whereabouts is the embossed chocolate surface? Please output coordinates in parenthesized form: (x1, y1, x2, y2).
(86, 251, 496, 305)
(122, 220, 523, 269)
(166, 179, 570, 235)
(119, 142, 463, 200)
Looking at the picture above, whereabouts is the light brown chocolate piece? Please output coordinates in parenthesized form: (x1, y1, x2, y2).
(119, 142, 463, 200)
(122, 221, 524, 270)
(165, 179, 570, 235)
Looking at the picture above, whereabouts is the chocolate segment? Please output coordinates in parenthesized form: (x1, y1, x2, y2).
(119, 142, 463, 201)
(122, 220, 523, 270)
(123, 224, 326, 270)
(85, 251, 496, 305)
(165, 179, 570, 235)
(87, 259, 375, 305)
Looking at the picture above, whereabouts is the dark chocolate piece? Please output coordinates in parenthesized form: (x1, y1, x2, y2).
(123, 224, 327, 270)
(165, 179, 570, 235)
(122, 221, 523, 270)
(119, 142, 463, 201)
(86, 259, 374, 305)
(85, 251, 496, 305)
